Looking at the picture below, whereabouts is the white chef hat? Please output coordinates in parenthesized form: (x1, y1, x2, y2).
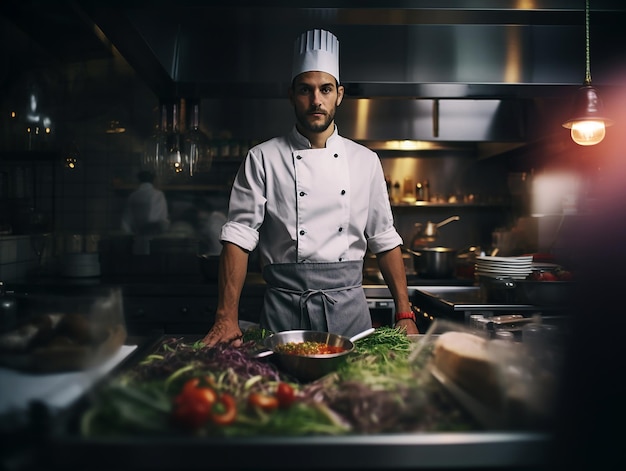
(291, 29, 340, 83)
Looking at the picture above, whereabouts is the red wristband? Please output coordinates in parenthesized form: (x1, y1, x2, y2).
(395, 311, 416, 323)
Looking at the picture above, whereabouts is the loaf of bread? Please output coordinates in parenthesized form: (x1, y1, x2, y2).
(432, 331, 502, 406)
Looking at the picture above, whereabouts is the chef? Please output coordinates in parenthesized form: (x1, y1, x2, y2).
(202, 29, 418, 347)
(121, 170, 170, 255)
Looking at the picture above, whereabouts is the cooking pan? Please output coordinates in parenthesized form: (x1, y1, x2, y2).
(253, 328, 375, 381)
(404, 247, 457, 278)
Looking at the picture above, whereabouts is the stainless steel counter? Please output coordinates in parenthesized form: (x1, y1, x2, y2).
(43, 430, 551, 470)
(411, 285, 571, 331)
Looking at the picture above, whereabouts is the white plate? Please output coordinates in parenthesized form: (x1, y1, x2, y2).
(476, 264, 532, 270)
(475, 271, 529, 280)
(476, 266, 532, 271)
(475, 264, 532, 271)
(475, 267, 532, 274)
(476, 259, 532, 265)
(476, 255, 533, 263)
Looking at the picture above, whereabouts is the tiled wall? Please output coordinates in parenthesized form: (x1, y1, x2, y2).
(0, 234, 52, 281)
(0, 57, 158, 282)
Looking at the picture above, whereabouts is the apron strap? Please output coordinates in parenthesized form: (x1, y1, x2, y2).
(262, 260, 366, 333)
(272, 283, 361, 328)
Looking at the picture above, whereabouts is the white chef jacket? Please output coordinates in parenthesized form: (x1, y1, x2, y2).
(121, 182, 169, 235)
(220, 126, 403, 269)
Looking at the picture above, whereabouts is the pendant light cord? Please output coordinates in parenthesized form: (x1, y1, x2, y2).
(584, 0, 592, 86)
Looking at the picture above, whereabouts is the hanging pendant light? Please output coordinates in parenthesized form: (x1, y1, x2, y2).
(562, 0, 613, 146)
(165, 101, 189, 175)
(183, 100, 211, 177)
(143, 103, 168, 180)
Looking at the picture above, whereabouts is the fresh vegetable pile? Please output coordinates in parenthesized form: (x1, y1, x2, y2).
(79, 327, 476, 437)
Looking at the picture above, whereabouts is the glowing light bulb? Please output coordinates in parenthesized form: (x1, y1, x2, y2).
(570, 120, 606, 146)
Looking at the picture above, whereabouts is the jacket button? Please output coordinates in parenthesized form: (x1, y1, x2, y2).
(341, 190, 346, 195)
(299, 230, 305, 236)
(296, 155, 302, 160)
(338, 227, 343, 232)
(299, 191, 305, 197)
(334, 153, 338, 158)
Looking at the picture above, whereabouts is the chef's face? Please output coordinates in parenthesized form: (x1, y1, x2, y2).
(290, 71, 344, 135)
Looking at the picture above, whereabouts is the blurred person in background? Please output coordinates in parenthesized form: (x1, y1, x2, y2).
(196, 198, 228, 256)
(121, 170, 170, 254)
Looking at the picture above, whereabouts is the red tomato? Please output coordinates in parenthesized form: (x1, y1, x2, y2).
(529, 270, 558, 281)
(181, 377, 201, 393)
(182, 376, 214, 393)
(541, 271, 558, 281)
(211, 393, 237, 425)
(173, 392, 213, 430)
(172, 380, 218, 430)
(190, 387, 218, 405)
(276, 382, 296, 408)
(248, 392, 279, 411)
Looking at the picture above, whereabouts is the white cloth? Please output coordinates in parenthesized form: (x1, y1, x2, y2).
(220, 126, 402, 269)
(0, 345, 137, 417)
(121, 182, 169, 233)
(121, 182, 169, 254)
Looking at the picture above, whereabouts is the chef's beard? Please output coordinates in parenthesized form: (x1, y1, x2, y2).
(295, 106, 336, 134)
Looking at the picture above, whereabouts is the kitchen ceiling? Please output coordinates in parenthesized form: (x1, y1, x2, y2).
(2, 1, 625, 152)
(3, 0, 626, 100)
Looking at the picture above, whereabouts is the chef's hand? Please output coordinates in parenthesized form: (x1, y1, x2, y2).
(201, 317, 243, 348)
(395, 318, 419, 335)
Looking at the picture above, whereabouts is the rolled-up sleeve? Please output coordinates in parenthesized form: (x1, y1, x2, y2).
(367, 226, 403, 254)
(220, 221, 259, 252)
(219, 149, 267, 252)
(365, 153, 403, 254)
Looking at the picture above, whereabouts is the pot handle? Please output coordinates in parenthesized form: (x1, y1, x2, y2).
(402, 247, 421, 257)
(349, 327, 375, 343)
(251, 347, 275, 359)
(435, 215, 460, 228)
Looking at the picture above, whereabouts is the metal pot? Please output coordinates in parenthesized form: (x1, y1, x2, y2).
(411, 216, 460, 249)
(405, 247, 458, 278)
(254, 328, 375, 381)
(421, 216, 460, 238)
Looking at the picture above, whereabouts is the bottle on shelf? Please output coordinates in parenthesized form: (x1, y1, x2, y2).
(415, 182, 424, 201)
(423, 179, 430, 202)
(392, 181, 401, 203)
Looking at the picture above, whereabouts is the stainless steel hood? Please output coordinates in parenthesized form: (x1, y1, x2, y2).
(76, 1, 626, 99)
(2, 1, 626, 148)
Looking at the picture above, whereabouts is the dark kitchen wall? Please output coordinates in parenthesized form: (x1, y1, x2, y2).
(0, 52, 156, 279)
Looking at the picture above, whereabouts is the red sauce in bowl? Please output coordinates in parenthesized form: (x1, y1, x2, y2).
(274, 341, 346, 356)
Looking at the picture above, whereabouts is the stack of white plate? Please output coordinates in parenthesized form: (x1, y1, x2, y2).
(475, 255, 533, 279)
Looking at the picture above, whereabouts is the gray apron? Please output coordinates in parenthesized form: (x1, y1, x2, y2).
(260, 260, 372, 337)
